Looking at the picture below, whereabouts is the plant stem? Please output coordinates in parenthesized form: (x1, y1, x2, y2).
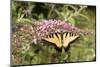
(61, 47, 65, 55)
(47, 5, 55, 19)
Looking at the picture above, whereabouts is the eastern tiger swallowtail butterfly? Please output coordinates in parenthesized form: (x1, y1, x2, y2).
(43, 32, 79, 48)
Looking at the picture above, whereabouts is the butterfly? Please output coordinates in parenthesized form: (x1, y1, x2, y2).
(43, 32, 79, 48)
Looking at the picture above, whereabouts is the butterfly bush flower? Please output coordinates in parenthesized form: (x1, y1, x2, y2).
(31, 19, 94, 45)
(36, 20, 81, 38)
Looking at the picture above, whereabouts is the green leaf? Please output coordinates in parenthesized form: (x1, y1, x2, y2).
(28, 51, 35, 56)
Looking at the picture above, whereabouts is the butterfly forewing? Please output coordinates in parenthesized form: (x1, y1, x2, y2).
(43, 33, 62, 48)
(63, 32, 79, 48)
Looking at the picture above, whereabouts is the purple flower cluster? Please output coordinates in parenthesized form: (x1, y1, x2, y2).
(36, 20, 80, 37)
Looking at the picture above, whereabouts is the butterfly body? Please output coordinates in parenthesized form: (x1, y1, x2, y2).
(43, 32, 79, 48)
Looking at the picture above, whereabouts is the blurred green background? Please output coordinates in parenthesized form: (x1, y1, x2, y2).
(11, 0, 96, 66)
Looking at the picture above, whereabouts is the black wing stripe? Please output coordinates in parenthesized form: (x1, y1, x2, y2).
(72, 33, 73, 36)
(51, 34, 54, 38)
(54, 33, 60, 39)
(49, 35, 52, 38)
(65, 32, 68, 38)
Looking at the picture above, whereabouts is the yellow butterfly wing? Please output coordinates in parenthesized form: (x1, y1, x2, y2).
(43, 32, 79, 48)
(63, 32, 79, 48)
(43, 33, 62, 48)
